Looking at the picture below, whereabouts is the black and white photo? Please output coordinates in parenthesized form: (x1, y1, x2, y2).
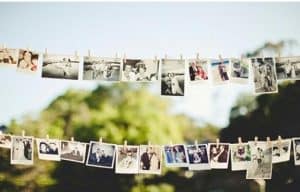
(230, 143, 251, 171)
(161, 59, 185, 96)
(139, 145, 162, 174)
(0, 134, 12, 148)
(42, 54, 80, 80)
(0, 48, 18, 66)
(275, 56, 300, 80)
(293, 138, 300, 165)
(186, 144, 210, 170)
(230, 58, 250, 84)
(188, 59, 209, 83)
(272, 139, 291, 164)
(86, 142, 116, 169)
(210, 58, 230, 85)
(246, 141, 273, 179)
(122, 59, 160, 82)
(36, 138, 61, 161)
(208, 143, 230, 169)
(11, 136, 34, 165)
(116, 145, 139, 174)
(252, 57, 278, 94)
(164, 144, 188, 167)
(83, 56, 121, 81)
(61, 140, 87, 163)
(17, 49, 39, 72)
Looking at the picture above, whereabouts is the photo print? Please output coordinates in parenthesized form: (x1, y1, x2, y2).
(161, 59, 185, 96)
(163, 144, 188, 167)
(17, 49, 39, 72)
(139, 145, 162, 174)
(230, 58, 250, 84)
(0, 134, 12, 149)
(36, 138, 61, 161)
(186, 144, 210, 170)
(272, 139, 291, 164)
(230, 143, 251, 171)
(83, 56, 121, 81)
(208, 143, 230, 169)
(210, 58, 230, 85)
(42, 54, 80, 80)
(188, 59, 209, 83)
(86, 142, 116, 169)
(246, 141, 273, 179)
(251, 57, 278, 94)
(11, 136, 34, 165)
(115, 145, 139, 174)
(61, 140, 87, 163)
(275, 56, 300, 80)
(0, 48, 18, 66)
(122, 59, 160, 82)
(293, 138, 300, 165)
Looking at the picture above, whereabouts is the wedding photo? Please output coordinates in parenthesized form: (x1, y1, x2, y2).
(61, 141, 87, 163)
(11, 136, 34, 165)
(0, 48, 18, 66)
(188, 59, 209, 83)
(275, 56, 300, 80)
(0, 134, 11, 148)
(230, 143, 251, 171)
(36, 138, 61, 161)
(163, 144, 188, 167)
(86, 142, 116, 169)
(272, 139, 291, 164)
(139, 145, 162, 174)
(208, 143, 230, 169)
(230, 58, 250, 84)
(186, 144, 210, 170)
(210, 58, 230, 85)
(115, 145, 139, 174)
(17, 49, 39, 72)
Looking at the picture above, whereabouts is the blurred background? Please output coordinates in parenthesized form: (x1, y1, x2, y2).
(0, 2, 300, 192)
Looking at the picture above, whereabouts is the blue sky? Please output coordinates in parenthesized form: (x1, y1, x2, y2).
(0, 2, 300, 127)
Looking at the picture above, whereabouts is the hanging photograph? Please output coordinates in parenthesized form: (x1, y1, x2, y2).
(230, 58, 250, 84)
(186, 144, 210, 170)
(17, 49, 39, 72)
(139, 145, 162, 174)
(115, 145, 139, 174)
(275, 56, 300, 80)
(251, 57, 278, 94)
(11, 136, 34, 165)
(83, 56, 121, 81)
(161, 59, 185, 96)
(293, 138, 300, 166)
(230, 143, 251, 171)
(246, 141, 273, 179)
(0, 48, 19, 66)
(210, 58, 230, 85)
(122, 59, 160, 82)
(208, 143, 230, 169)
(188, 59, 209, 83)
(36, 138, 61, 161)
(61, 140, 87, 163)
(272, 139, 291, 164)
(0, 134, 12, 149)
(86, 142, 116, 169)
(42, 54, 80, 80)
(163, 144, 188, 167)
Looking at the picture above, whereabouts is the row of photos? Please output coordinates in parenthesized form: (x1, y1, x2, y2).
(1, 48, 300, 95)
(1, 133, 300, 179)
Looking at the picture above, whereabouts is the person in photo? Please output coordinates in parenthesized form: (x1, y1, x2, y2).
(61, 141, 86, 163)
(122, 64, 136, 81)
(189, 62, 198, 81)
(86, 142, 115, 168)
(210, 145, 228, 163)
(218, 59, 229, 81)
(0, 134, 11, 148)
(18, 50, 38, 71)
(0, 49, 16, 64)
(11, 137, 33, 164)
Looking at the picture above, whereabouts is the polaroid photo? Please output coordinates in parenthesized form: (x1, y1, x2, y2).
(17, 49, 39, 73)
(186, 144, 210, 170)
(36, 138, 61, 161)
(188, 59, 209, 83)
(83, 56, 121, 81)
(210, 58, 230, 85)
(61, 140, 87, 163)
(161, 59, 185, 96)
(86, 142, 116, 169)
(163, 144, 188, 167)
(230, 58, 250, 84)
(293, 138, 300, 166)
(42, 54, 80, 80)
(139, 145, 162, 174)
(275, 56, 300, 81)
(246, 141, 273, 180)
(251, 57, 278, 94)
(0, 48, 19, 67)
(115, 145, 139, 174)
(272, 139, 291, 164)
(0, 134, 12, 149)
(11, 136, 34, 165)
(230, 143, 251, 171)
(208, 143, 230, 169)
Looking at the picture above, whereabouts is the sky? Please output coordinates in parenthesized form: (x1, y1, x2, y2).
(0, 2, 300, 127)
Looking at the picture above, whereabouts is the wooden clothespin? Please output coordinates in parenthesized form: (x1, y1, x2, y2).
(46, 134, 49, 141)
(123, 53, 127, 63)
(254, 136, 258, 145)
(71, 137, 74, 142)
(88, 49, 91, 57)
(277, 135, 282, 145)
(267, 137, 271, 146)
(216, 138, 220, 148)
(154, 55, 158, 64)
(196, 53, 200, 60)
(123, 140, 127, 149)
(238, 137, 242, 146)
(22, 130, 25, 137)
(194, 140, 198, 150)
(180, 54, 183, 61)
(99, 137, 103, 144)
